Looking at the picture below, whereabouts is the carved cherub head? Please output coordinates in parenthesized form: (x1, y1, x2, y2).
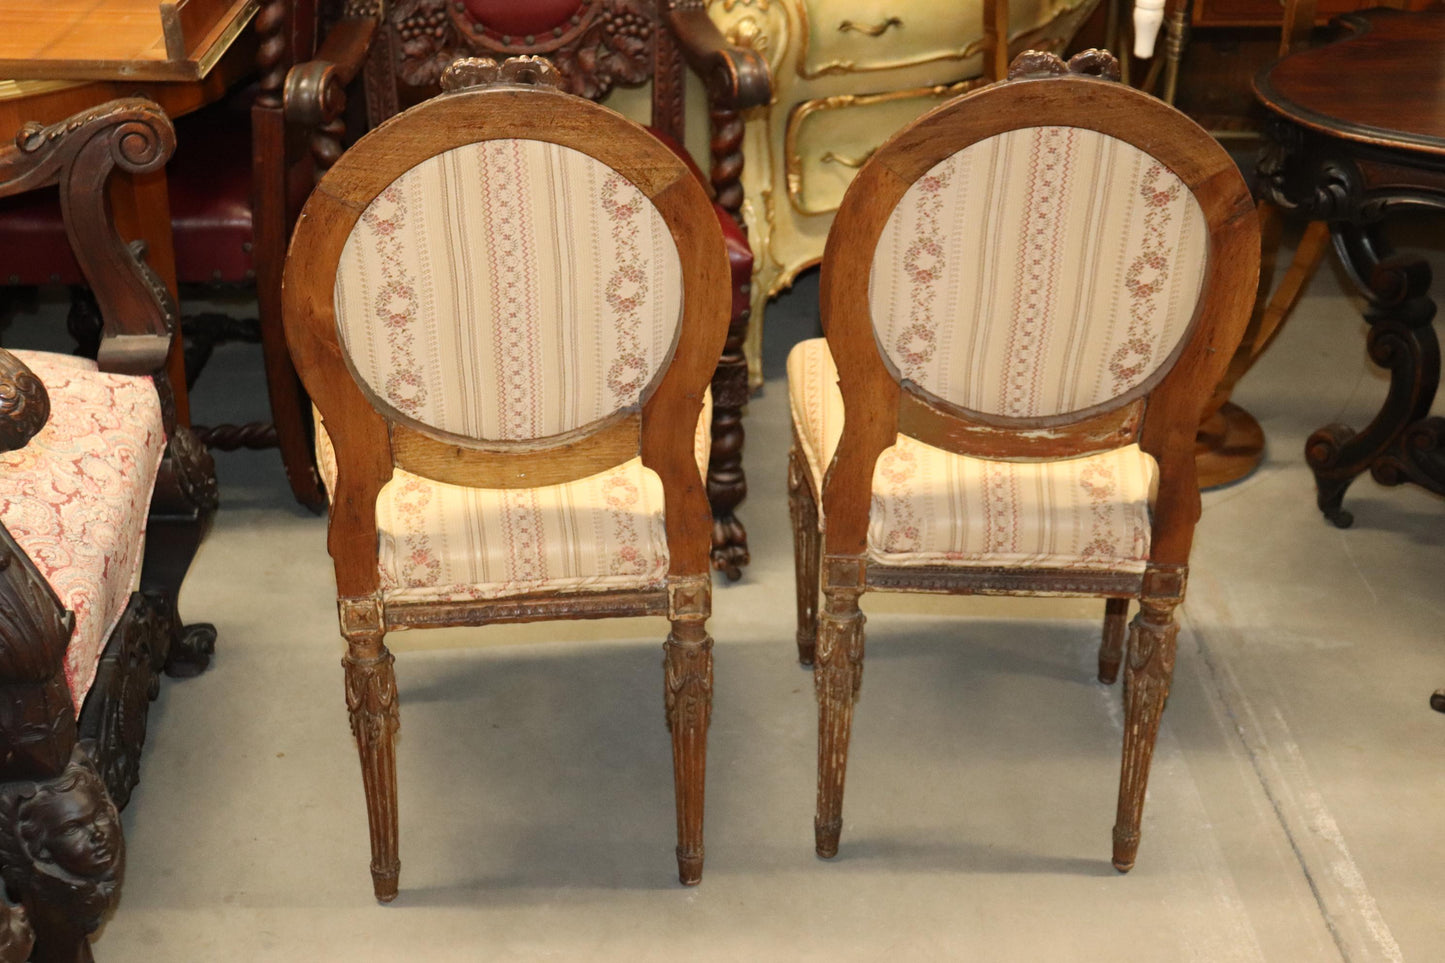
(0, 751, 124, 932)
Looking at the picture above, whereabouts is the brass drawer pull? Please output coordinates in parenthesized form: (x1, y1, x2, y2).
(837, 17, 902, 37)
(820, 148, 878, 169)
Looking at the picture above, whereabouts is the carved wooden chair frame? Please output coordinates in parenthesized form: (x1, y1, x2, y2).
(0, 98, 219, 963)
(282, 60, 730, 901)
(360, 0, 773, 580)
(791, 52, 1260, 872)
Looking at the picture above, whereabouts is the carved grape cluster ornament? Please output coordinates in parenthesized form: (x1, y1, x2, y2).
(392, 0, 654, 99)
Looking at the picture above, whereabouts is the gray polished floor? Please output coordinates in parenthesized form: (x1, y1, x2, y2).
(52, 219, 1445, 961)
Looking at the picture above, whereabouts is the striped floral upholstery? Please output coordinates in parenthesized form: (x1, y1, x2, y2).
(787, 339, 1155, 572)
(870, 126, 1208, 418)
(333, 138, 684, 443)
(315, 395, 710, 604)
(0, 350, 166, 708)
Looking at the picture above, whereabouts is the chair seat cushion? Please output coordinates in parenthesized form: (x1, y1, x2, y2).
(787, 339, 1156, 573)
(0, 351, 166, 709)
(316, 396, 711, 606)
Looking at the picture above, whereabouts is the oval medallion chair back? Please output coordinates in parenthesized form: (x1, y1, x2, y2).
(788, 50, 1259, 871)
(282, 57, 730, 900)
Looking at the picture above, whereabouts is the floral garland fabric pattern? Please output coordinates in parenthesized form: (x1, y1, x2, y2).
(333, 138, 683, 444)
(869, 126, 1208, 419)
(786, 340, 1153, 573)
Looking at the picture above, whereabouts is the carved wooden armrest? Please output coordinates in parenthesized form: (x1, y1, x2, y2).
(0, 350, 49, 456)
(665, 1, 772, 111)
(0, 99, 178, 378)
(283, 17, 380, 129)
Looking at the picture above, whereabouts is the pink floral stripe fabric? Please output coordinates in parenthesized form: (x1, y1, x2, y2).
(787, 339, 1154, 572)
(0, 350, 165, 710)
(333, 139, 684, 443)
(870, 127, 1208, 418)
(314, 396, 710, 605)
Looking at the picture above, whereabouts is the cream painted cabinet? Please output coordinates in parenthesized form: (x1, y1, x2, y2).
(707, 0, 1100, 385)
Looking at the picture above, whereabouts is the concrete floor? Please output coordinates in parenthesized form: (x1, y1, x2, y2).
(22, 218, 1442, 961)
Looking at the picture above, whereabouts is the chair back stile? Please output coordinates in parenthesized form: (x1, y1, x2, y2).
(282, 75, 729, 598)
(818, 65, 1259, 568)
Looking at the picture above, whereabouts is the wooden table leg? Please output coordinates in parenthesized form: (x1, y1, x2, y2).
(108, 165, 191, 425)
(1195, 206, 1332, 489)
(1305, 221, 1441, 527)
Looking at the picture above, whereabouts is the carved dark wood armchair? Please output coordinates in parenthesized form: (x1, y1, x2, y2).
(0, 0, 380, 516)
(0, 100, 219, 963)
(284, 58, 728, 900)
(360, 0, 772, 579)
(788, 52, 1259, 872)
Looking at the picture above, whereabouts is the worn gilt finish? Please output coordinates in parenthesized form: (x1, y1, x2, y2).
(793, 51, 1259, 873)
(0, 98, 217, 962)
(283, 61, 729, 898)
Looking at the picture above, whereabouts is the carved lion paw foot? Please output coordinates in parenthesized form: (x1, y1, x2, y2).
(164, 622, 217, 678)
(709, 514, 749, 582)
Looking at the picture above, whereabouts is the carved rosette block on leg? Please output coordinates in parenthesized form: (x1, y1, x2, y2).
(1112, 596, 1180, 873)
(1099, 598, 1129, 685)
(0, 747, 124, 963)
(813, 562, 865, 860)
(340, 598, 400, 903)
(664, 576, 713, 885)
(787, 445, 820, 665)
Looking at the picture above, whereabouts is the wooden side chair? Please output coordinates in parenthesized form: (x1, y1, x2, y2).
(282, 57, 729, 901)
(360, 0, 772, 580)
(0, 99, 219, 962)
(787, 51, 1259, 871)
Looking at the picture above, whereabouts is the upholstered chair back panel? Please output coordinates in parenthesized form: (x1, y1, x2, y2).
(869, 125, 1208, 420)
(334, 138, 684, 443)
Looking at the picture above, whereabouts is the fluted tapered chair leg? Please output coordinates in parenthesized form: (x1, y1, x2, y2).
(664, 612, 713, 885)
(1099, 597, 1129, 684)
(815, 587, 865, 858)
(343, 634, 401, 902)
(1112, 598, 1179, 872)
(788, 443, 822, 665)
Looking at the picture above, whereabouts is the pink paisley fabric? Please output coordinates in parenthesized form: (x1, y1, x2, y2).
(0, 350, 165, 710)
(314, 395, 710, 605)
(869, 126, 1208, 419)
(332, 138, 684, 443)
(787, 339, 1155, 572)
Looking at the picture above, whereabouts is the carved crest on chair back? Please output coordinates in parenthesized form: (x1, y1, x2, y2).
(392, 0, 653, 98)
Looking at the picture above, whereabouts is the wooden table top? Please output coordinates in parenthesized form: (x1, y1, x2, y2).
(1254, 7, 1445, 157)
(0, 0, 258, 82)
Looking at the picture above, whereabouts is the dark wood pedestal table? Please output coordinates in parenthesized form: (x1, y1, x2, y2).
(1254, 7, 1445, 711)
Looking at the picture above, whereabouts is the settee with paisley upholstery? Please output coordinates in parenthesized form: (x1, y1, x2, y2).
(0, 99, 218, 963)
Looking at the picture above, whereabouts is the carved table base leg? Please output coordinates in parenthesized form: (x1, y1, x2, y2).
(1195, 402, 1267, 490)
(814, 585, 865, 859)
(1113, 597, 1179, 872)
(663, 609, 713, 886)
(787, 445, 821, 665)
(1306, 225, 1440, 528)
